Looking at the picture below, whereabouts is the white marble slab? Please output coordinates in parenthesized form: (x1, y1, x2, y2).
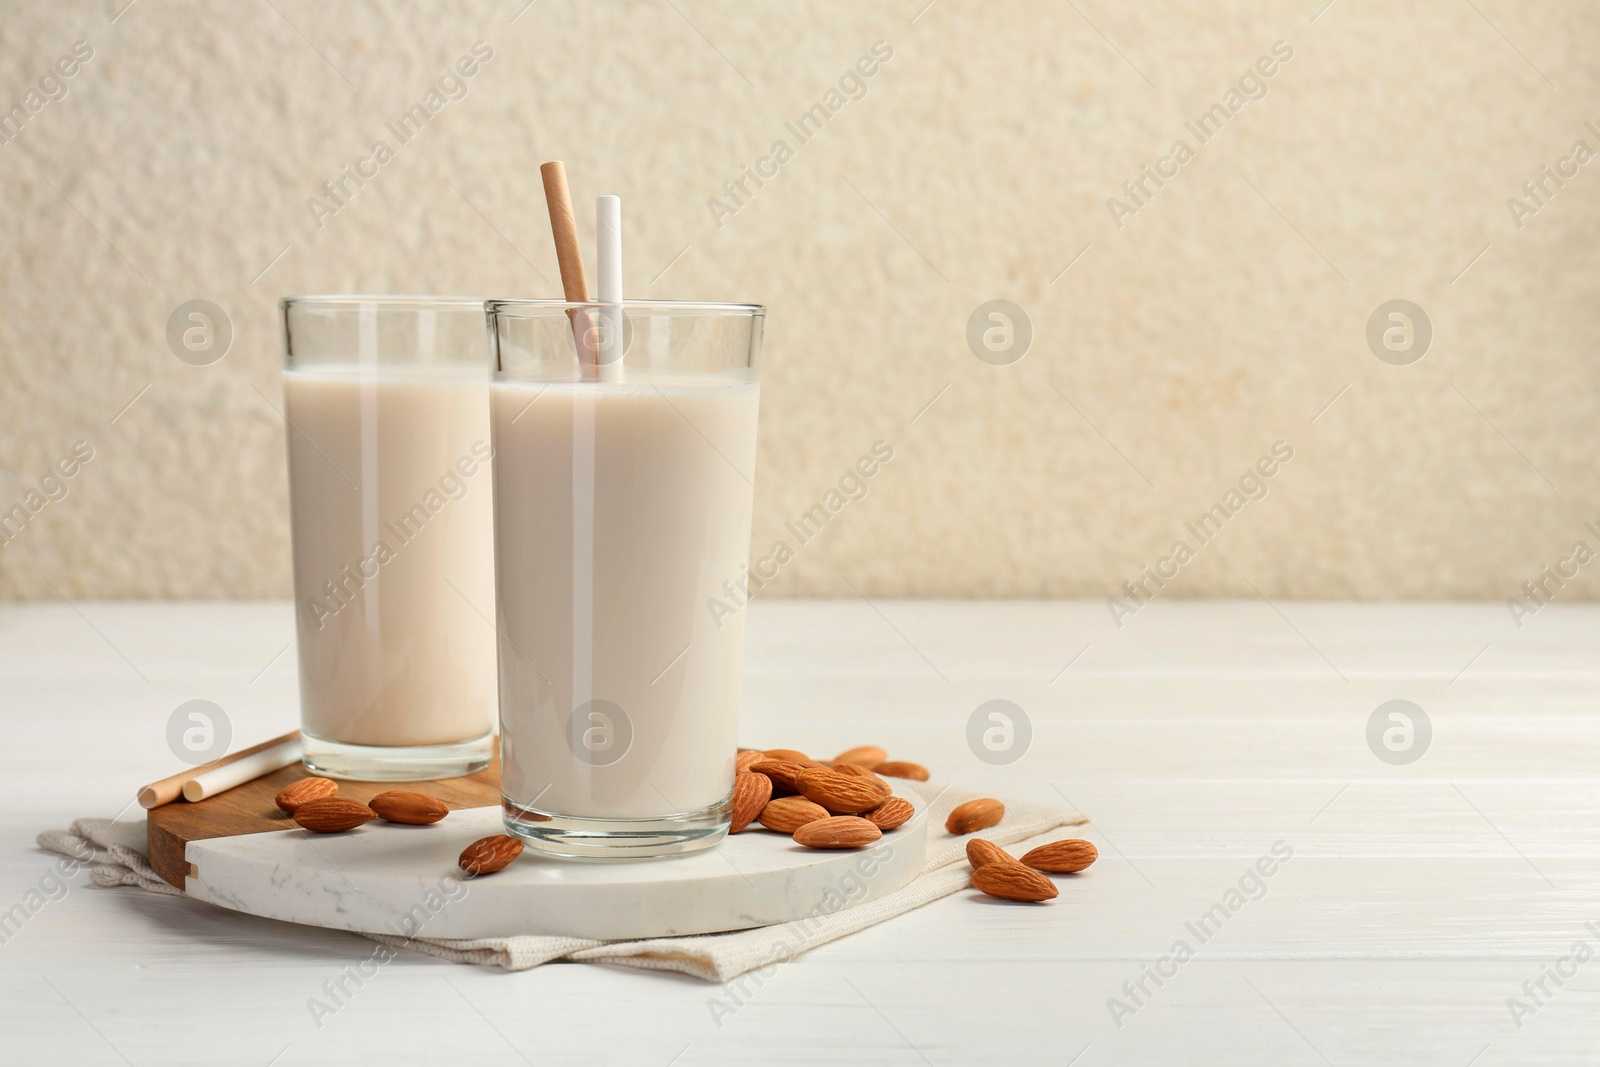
(183, 785, 928, 940)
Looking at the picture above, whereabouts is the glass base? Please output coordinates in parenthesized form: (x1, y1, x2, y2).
(503, 792, 732, 860)
(301, 730, 494, 782)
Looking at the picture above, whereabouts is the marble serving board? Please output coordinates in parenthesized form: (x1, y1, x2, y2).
(149, 762, 928, 940)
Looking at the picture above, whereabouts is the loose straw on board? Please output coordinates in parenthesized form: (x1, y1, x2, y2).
(181, 735, 303, 802)
(137, 729, 302, 809)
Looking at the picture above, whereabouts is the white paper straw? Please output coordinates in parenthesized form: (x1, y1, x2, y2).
(180, 737, 303, 802)
(596, 194, 623, 381)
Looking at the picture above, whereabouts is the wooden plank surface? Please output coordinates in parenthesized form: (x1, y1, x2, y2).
(4, 599, 1600, 1065)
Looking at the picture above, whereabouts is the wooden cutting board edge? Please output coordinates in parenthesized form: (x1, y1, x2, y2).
(146, 758, 502, 889)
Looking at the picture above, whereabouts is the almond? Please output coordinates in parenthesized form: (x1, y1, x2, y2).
(763, 748, 811, 763)
(946, 798, 1005, 835)
(736, 750, 765, 773)
(758, 796, 830, 833)
(368, 790, 449, 825)
(833, 745, 887, 768)
(275, 776, 338, 815)
(796, 766, 891, 814)
(793, 816, 882, 849)
(730, 771, 772, 833)
(1020, 839, 1099, 873)
(875, 760, 930, 781)
(292, 797, 376, 833)
(750, 759, 806, 794)
(972, 859, 1058, 902)
(864, 796, 915, 830)
(459, 834, 524, 876)
(829, 762, 892, 794)
(966, 838, 1012, 868)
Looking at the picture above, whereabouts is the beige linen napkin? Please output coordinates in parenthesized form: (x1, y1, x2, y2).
(37, 782, 1084, 982)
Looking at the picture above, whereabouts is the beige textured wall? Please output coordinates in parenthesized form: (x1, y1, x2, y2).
(2, 0, 1598, 604)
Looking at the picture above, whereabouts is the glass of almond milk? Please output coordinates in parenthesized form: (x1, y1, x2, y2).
(280, 296, 497, 780)
(487, 299, 763, 857)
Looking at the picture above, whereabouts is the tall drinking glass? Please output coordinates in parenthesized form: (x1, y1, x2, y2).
(487, 300, 764, 857)
(280, 296, 497, 780)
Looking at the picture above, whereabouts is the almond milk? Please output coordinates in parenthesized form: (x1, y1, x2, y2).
(492, 376, 759, 820)
(284, 366, 497, 751)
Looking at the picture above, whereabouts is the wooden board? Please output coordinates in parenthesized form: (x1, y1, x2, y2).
(146, 758, 500, 888)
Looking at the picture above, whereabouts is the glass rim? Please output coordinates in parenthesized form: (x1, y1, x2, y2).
(280, 294, 487, 311)
(486, 298, 765, 316)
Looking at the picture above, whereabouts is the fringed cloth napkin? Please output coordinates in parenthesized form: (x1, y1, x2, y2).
(37, 781, 1084, 983)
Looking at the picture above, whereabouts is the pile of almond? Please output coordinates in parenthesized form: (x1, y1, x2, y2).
(277, 777, 451, 831)
(964, 836, 1098, 902)
(739, 745, 1099, 904)
(915, 788, 1099, 903)
(735, 745, 928, 850)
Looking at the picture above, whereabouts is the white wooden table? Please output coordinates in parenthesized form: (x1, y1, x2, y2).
(1, 599, 1596, 1065)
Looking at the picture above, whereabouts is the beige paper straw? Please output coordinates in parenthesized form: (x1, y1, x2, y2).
(540, 161, 590, 305)
(540, 160, 599, 368)
(137, 729, 301, 809)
